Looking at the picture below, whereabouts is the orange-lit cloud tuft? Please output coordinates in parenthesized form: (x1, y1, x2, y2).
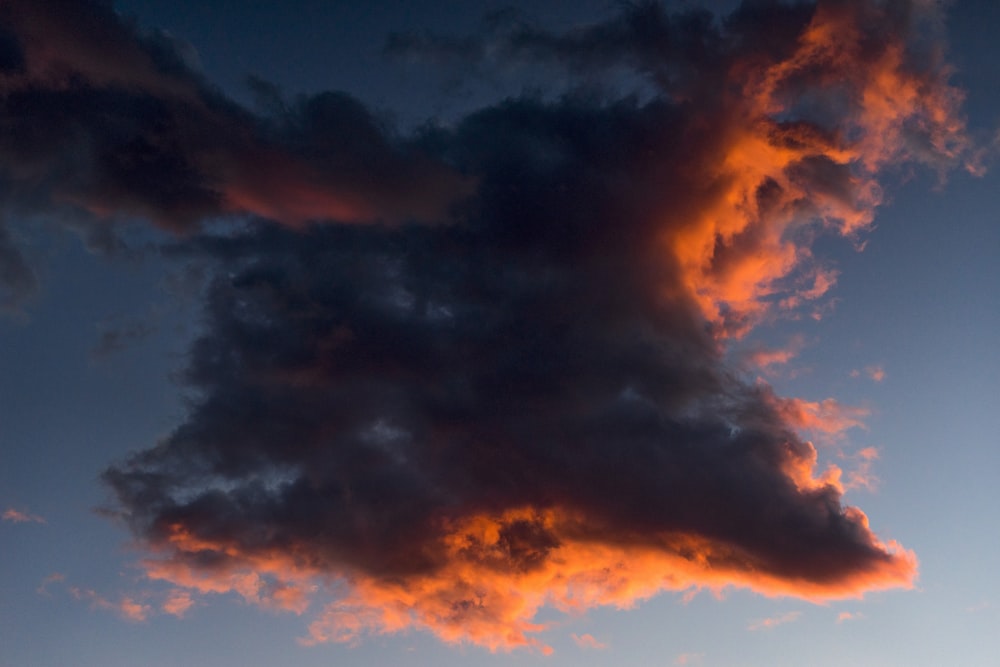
(743, 335, 807, 373)
(770, 395, 870, 436)
(748, 611, 802, 631)
(662, 0, 967, 336)
(135, 505, 916, 652)
(162, 589, 196, 618)
(851, 365, 887, 382)
(70, 587, 152, 622)
(35, 572, 65, 596)
(844, 447, 881, 492)
(571, 633, 609, 650)
(2, 508, 46, 524)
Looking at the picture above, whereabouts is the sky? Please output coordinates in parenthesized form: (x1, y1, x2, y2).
(1, 1, 998, 666)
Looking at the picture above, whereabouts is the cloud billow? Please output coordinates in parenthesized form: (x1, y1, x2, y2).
(0, 0, 470, 235)
(58, 0, 972, 653)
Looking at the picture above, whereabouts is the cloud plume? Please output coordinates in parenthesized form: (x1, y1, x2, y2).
(0, 0, 471, 236)
(84, 0, 972, 653)
(2, 508, 46, 524)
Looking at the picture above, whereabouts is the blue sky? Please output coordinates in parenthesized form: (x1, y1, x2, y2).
(2, 1, 998, 666)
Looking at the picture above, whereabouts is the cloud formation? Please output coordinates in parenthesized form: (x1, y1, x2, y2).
(69, 0, 971, 653)
(851, 364, 887, 382)
(748, 610, 801, 631)
(571, 633, 609, 650)
(0, 0, 471, 238)
(70, 586, 151, 622)
(35, 572, 66, 596)
(162, 589, 195, 618)
(2, 508, 46, 524)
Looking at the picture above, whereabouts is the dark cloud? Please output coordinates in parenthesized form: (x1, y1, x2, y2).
(19, 0, 960, 653)
(384, 2, 814, 99)
(0, 0, 471, 239)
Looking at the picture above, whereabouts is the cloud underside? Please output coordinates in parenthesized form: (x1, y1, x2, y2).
(0, 0, 966, 653)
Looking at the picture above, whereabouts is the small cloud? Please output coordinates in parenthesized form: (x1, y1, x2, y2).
(837, 611, 864, 623)
(163, 589, 195, 618)
(850, 365, 886, 382)
(70, 587, 151, 622)
(779, 267, 839, 312)
(119, 597, 152, 622)
(856, 447, 879, 461)
(966, 601, 991, 614)
(2, 508, 46, 524)
(36, 572, 66, 596)
(843, 447, 880, 493)
(742, 335, 806, 374)
(675, 652, 705, 665)
(572, 633, 608, 650)
(748, 611, 801, 631)
(769, 395, 869, 436)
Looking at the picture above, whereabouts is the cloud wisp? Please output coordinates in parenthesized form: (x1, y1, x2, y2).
(69, 587, 151, 623)
(0, 0, 957, 654)
(748, 610, 802, 631)
(2, 508, 46, 524)
(571, 633, 609, 650)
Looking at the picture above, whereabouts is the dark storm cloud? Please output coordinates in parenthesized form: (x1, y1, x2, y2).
(0, 0, 471, 236)
(83, 0, 970, 653)
(385, 2, 814, 94)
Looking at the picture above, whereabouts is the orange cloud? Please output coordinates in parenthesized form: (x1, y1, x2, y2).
(2, 508, 46, 524)
(664, 0, 967, 336)
(850, 365, 885, 382)
(676, 652, 705, 665)
(70, 587, 151, 622)
(162, 589, 195, 618)
(748, 611, 802, 631)
(35, 572, 65, 596)
(141, 525, 314, 616)
(837, 610, 864, 623)
(119, 597, 152, 622)
(140, 505, 915, 653)
(571, 633, 609, 650)
(770, 395, 869, 436)
(867, 365, 886, 382)
(844, 447, 880, 492)
(742, 335, 807, 373)
(746, 346, 799, 370)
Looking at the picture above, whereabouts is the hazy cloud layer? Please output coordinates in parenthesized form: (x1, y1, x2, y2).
(21, 0, 965, 653)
